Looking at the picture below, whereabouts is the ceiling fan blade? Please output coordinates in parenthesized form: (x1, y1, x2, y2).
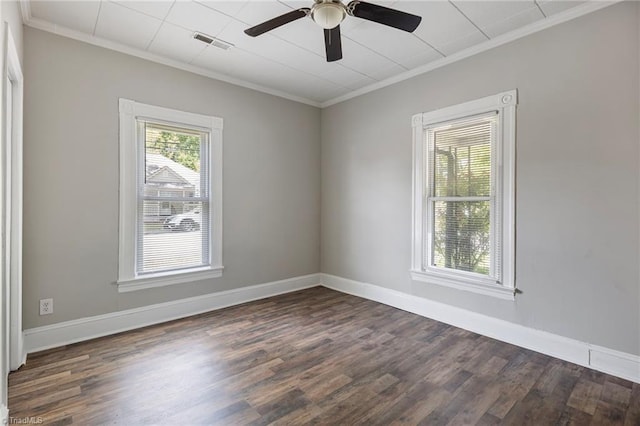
(347, 1, 421, 33)
(324, 26, 343, 62)
(244, 8, 310, 37)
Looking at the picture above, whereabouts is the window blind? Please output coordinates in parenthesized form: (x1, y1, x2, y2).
(427, 113, 497, 276)
(136, 121, 210, 275)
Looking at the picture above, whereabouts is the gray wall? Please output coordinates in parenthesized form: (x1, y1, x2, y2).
(23, 2, 640, 357)
(321, 2, 640, 356)
(23, 27, 321, 328)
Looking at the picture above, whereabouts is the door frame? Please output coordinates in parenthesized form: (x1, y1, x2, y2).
(4, 23, 24, 371)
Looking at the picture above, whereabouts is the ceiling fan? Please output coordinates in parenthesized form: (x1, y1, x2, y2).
(244, 0, 422, 62)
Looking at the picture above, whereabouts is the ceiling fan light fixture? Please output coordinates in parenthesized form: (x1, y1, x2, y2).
(311, 2, 346, 29)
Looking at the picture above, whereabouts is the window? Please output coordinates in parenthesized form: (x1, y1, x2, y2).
(118, 99, 223, 292)
(411, 91, 516, 300)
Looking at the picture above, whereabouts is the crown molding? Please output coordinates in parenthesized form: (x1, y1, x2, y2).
(19, 0, 620, 109)
(320, 0, 621, 108)
(21, 13, 321, 108)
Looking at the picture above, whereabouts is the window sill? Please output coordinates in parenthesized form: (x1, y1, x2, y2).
(117, 266, 224, 293)
(410, 270, 515, 301)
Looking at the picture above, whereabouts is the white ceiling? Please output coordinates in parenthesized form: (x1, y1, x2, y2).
(24, 0, 599, 106)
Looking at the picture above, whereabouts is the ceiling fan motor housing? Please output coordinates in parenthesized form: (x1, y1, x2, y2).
(311, 0, 346, 29)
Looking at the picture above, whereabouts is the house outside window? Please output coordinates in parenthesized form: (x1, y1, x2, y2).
(118, 99, 223, 292)
(411, 91, 516, 300)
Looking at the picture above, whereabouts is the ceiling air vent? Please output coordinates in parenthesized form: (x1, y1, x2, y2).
(193, 32, 234, 50)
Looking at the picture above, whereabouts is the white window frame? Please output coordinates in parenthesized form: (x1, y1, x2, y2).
(118, 99, 223, 292)
(410, 90, 517, 300)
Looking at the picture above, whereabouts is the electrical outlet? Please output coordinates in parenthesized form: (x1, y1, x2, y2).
(39, 298, 53, 315)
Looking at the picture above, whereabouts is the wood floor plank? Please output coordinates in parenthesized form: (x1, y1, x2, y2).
(625, 385, 640, 426)
(567, 379, 604, 415)
(299, 372, 352, 402)
(486, 359, 545, 419)
(8, 287, 640, 425)
(385, 386, 452, 425)
(557, 406, 594, 425)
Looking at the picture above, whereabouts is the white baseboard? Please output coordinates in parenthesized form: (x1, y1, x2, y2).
(589, 345, 640, 384)
(321, 273, 640, 384)
(10, 333, 27, 371)
(22, 271, 639, 384)
(0, 404, 8, 425)
(24, 273, 321, 354)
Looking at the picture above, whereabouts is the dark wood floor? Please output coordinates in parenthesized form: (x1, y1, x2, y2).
(8, 287, 640, 425)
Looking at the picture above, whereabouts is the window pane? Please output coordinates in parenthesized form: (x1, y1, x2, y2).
(433, 116, 494, 197)
(139, 201, 209, 273)
(432, 201, 490, 275)
(138, 121, 209, 275)
(144, 123, 203, 199)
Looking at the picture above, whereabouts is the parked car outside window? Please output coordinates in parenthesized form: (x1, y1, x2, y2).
(163, 209, 201, 232)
